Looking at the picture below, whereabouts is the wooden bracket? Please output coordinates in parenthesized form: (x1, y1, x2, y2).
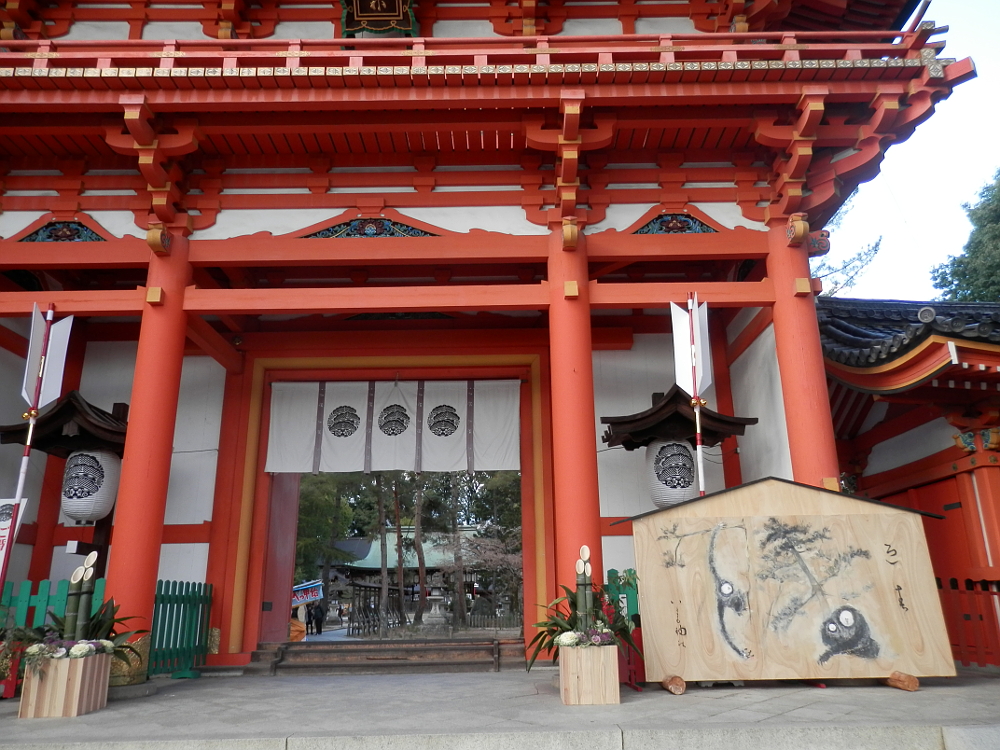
(563, 280, 579, 298)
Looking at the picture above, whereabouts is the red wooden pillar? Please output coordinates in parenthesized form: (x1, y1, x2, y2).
(547, 224, 603, 586)
(105, 227, 192, 632)
(766, 223, 839, 487)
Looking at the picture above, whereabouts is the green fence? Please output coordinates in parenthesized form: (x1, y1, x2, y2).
(605, 568, 639, 622)
(148, 580, 213, 679)
(1, 577, 106, 628)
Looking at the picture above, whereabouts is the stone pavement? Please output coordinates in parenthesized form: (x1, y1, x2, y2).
(0, 666, 998, 750)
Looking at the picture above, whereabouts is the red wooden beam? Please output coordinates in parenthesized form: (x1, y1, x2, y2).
(0, 323, 29, 357)
(589, 279, 775, 309)
(186, 313, 244, 374)
(183, 283, 550, 315)
(0, 290, 146, 316)
(0, 239, 150, 270)
(586, 228, 770, 263)
(189, 234, 550, 267)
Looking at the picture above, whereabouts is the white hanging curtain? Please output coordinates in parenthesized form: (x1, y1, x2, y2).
(472, 380, 521, 471)
(420, 380, 469, 473)
(318, 381, 370, 473)
(265, 379, 520, 473)
(369, 380, 419, 472)
(264, 382, 320, 473)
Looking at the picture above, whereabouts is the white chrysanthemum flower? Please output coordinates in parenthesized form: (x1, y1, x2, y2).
(69, 643, 95, 658)
(99, 640, 115, 654)
(51, 648, 67, 658)
(554, 631, 580, 647)
(25, 643, 45, 656)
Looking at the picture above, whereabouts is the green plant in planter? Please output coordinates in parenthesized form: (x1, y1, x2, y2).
(526, 584, 641, 670)
(48, 597, 145, 667)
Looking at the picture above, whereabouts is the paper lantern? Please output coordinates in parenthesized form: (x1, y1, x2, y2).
(61, 449, 121, 522)
(645, 439, 698, 509)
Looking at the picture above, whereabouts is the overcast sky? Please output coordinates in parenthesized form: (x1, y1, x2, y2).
(820, 0, 1000, 302)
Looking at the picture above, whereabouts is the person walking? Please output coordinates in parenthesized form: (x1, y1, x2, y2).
(314, 599, 327, 636)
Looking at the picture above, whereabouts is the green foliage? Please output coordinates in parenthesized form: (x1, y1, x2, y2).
(48, 597, 146, 665)
(295, 472, 364, 582)
(932, 170, 1000, 301)
(525, 584, 641, 671)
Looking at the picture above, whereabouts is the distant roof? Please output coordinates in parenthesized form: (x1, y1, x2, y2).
(339, 527, 480, 570)
(817, 297, 1000, 368)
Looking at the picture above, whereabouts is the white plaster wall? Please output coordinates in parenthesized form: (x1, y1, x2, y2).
(49, 545, 82, 582)
(88, 211, 144, 239)
(191, 209, 340, 240)
(0, 211, 47, 239)
(857, 400, 889, 435)
(635, 17, 696, 34)
(157, 543, 209, 583)
(730, 324, 793, 481)
(601, 536, 636, 584)
(78, 341, 137, 414)
(165, 357, 225, 526)
(691, 203, 767, 231)
(398, 206, 548, 235)
(62, 21, 130, 40)
(726, 306, 763, 344)
(142, 22, 207, 40)
(560, 19, 621, 35)
(271, 22, 334, 39)
(863, 417, 957, 477)
(585, 204, 654, 234)
(432, 20, 496, 37)
(593, 333, 724, 519)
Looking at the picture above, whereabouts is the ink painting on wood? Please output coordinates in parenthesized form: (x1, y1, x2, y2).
(631, 478, 956, 683)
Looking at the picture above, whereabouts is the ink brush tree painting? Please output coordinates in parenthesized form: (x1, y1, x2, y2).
(630, 479, 956, 683)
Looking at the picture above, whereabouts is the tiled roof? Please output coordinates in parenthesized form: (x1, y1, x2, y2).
(817, 297, 1000, 367)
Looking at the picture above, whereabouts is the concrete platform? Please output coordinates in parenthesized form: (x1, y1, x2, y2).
(0, 666, 997, 750)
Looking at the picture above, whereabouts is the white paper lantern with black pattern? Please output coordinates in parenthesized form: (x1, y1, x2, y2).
(60, 449, 121, 522)
(645, 439, 698, 509)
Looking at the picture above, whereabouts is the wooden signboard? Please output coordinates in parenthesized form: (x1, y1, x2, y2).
(631, 478, 956, 682)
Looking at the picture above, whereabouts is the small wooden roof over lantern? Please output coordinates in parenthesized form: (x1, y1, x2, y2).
(0, 390, 127, 458)
(600, 385, 757, 450)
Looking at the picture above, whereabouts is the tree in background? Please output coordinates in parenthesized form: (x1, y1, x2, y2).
(295, 473, 361, 592)
(810, 190, 882, 297)
(932, 170, 1000, 301)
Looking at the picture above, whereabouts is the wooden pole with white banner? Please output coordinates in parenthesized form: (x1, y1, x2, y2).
(0, 303, 73, 593)
(687, 293, 707, 496)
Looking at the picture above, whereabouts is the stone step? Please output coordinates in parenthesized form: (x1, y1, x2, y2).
(273, 659, 498, 676)
(265, 638, 525, 676)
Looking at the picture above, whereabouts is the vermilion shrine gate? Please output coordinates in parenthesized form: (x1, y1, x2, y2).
(0, 0, 986, 668)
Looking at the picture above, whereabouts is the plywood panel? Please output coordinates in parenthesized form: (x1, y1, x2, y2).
(635, 516, 765, 682)
(632, 479, 955, 681)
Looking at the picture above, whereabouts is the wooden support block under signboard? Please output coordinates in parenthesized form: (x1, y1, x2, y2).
(559, 646, 620, 705)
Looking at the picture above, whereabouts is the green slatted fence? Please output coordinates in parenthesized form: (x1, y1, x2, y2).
(147, 580, 213, 679)
(1, 578, 108, 699)
(1, 577, 106, 627)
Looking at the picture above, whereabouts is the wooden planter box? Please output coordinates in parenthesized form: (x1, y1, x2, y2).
(559, 645, 620, 705)
(19, 653, 111, 718)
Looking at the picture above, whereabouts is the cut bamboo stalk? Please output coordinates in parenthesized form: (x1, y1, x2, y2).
(64, 566, 85, 640)
(75, 567, 95, 640)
